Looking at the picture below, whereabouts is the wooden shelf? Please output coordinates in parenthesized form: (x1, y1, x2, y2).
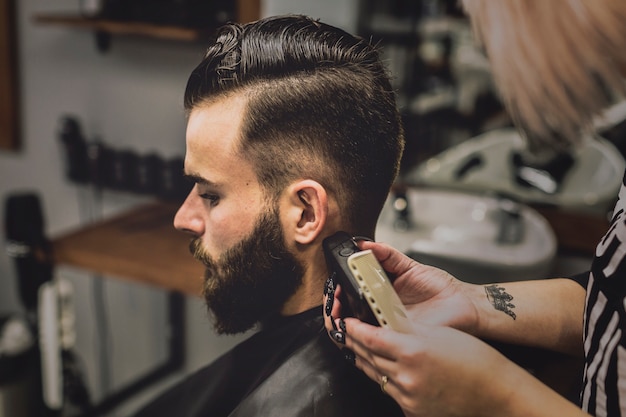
(33, 0, 260, 44)
(52, 201, 204, 296)
(34, 14, 209, 42)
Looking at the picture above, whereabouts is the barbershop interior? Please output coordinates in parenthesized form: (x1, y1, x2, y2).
(1, 0, 625, 416)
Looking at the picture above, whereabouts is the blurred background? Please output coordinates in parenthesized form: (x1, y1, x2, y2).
(1, 0, 625, 416)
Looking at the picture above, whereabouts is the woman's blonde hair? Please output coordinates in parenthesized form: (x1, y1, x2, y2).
(461, 0, 626, 154)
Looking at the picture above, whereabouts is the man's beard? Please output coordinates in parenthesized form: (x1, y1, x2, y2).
(190, 208, 305, 334)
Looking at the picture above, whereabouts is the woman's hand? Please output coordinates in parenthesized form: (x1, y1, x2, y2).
(340, 318, 589, 417)
(323, 240, 585, 356)
(360, 240, 482, 332)
(323, 240, 483, 338)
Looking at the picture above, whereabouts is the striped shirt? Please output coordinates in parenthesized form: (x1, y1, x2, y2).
(582, 170, 626, 416)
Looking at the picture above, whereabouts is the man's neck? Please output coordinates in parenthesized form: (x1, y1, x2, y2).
(281, 249, 328, 316)
(280, 277, 325, 315)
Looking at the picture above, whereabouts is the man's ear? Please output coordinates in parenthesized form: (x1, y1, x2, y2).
(283, 180, 328, 245)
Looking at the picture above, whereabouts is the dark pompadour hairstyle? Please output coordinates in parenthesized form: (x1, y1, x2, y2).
(184, 15, 404, 233)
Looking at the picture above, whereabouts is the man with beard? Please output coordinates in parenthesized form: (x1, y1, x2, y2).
(131, 14, 405, 417)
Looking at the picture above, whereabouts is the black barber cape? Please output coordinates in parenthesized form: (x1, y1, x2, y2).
(132, 307, 403, 417)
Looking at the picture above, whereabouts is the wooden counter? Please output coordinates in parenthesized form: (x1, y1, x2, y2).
(50, 198, 608, 298)
(533, 205, 609, 256)
(52, 201, 204, 296)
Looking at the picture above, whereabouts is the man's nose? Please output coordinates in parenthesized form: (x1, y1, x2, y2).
(174, 186, 204, 237)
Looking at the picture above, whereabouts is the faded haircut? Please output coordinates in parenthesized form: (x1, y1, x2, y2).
(461, 0, 626, 155)
(184, 15, 404, 232)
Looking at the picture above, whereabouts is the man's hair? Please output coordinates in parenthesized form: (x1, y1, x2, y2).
(461, 0, 626, 155)
(184, 15, 404, 232)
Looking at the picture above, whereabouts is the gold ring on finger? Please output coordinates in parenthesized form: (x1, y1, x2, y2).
(380, 375, 389, 394)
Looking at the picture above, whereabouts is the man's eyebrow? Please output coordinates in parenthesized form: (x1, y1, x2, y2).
(183, 172, 220, 188)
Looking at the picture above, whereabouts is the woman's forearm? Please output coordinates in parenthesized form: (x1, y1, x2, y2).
(471, 278, 585, 356)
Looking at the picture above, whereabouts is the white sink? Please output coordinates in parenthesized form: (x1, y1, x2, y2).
(375, 187, 557, 284)
(407, 128, 625, 215)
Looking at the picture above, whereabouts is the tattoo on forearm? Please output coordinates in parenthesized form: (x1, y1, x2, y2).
(484, 284, 516, 320)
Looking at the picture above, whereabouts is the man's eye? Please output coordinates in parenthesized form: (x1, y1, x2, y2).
(200, 193, 220, 206)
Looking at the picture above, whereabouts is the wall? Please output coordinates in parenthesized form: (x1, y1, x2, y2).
(0, 0, 197, 312)
(263, 0, 359, 33)
(0, 0, 359, 415)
